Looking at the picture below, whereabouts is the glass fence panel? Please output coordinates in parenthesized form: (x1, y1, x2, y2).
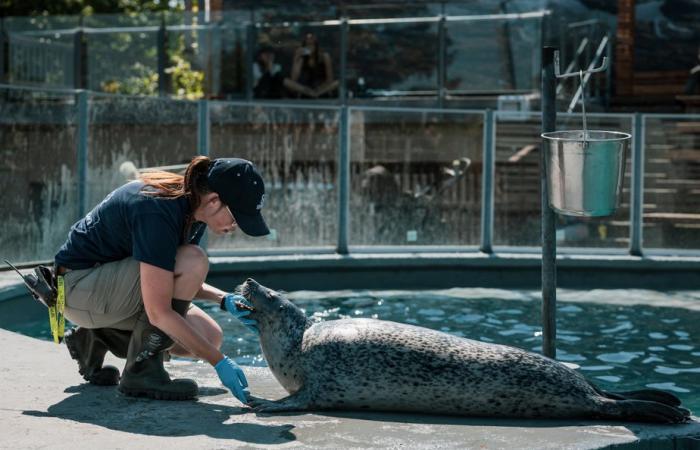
(643, 116, 700, 250)
(209, 103, 340, 250)
(6, 30, 75, 89)
(445, 16, 541, 93)
(494, 112, 633, 249)
(350, 108, 483, 246)
(252, 24, 341, 100)
(87, 94, 198, 209)
(166, 28, 216, 99)
(348, 22, 439, 98)
(86, 30, 160, 94)
(0, 87, 78, 263)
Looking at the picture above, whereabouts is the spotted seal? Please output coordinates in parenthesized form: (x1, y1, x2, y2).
(238, 279, 690, 423)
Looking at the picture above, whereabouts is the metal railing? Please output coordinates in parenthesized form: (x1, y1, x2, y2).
(0, 9, 552, 101)
(1, 83, 700, 265)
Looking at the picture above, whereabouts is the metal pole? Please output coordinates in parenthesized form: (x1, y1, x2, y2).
(157, 17, 168, 97)
(437, 13, 446, 108)
(337, 105, 350, 254)
(541, 46, 557, 359)
(76, 90, 89, 218)
(629, 113, 644, 256)
(480, 109, 495, 253)
(339, 17, 348, 104)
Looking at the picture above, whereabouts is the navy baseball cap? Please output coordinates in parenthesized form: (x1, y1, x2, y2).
(207, 158, 270, 237)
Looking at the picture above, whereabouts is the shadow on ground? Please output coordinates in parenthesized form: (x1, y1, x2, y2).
(254, 408, 627, 429)
(23, 384, 296, 445)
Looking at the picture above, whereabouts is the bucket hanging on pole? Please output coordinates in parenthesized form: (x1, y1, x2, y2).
(541, 129, 630, 217)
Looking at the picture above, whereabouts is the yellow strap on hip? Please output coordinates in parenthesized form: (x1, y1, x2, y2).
(49, 275, 66, 344)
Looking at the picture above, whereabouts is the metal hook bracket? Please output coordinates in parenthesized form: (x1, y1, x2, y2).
(554, 50, 608, 79)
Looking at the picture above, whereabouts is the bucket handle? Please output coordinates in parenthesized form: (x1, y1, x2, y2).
(553, 51, 608, 141)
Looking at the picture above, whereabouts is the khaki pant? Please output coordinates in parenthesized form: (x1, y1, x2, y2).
(62, 257, 144, 330)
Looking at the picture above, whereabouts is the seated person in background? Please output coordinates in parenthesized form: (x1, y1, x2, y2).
(253, 45, 286, 99)
(284, 32, 339, 99)
(684, 45, 700, 95)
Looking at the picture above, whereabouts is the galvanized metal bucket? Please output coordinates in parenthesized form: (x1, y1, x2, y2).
(541, 130, 631, 217)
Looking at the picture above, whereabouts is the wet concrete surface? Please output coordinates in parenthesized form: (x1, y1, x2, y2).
(1, 329, 699, 449)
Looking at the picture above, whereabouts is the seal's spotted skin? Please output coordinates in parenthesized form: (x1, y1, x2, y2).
(239, 279, 691, 423)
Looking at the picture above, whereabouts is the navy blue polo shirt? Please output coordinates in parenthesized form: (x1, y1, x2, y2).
(55, 180, 206, 272)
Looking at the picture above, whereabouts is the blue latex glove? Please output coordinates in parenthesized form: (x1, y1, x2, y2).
(215, 356, 249, 404)
(223, 293, 258, 333)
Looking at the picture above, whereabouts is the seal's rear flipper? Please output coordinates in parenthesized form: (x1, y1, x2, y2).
(605, 399, 691, 423)
(601, 389, 682, 407)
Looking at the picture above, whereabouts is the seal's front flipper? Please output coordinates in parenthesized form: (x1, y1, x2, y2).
(248, 391, 311, 413)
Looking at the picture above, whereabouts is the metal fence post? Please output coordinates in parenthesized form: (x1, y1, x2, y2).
(629, 113, 644, 256)
(337, 105, 350, 254)
(541, 46, 557, 359)
(197, 99, 210, 156)
(0, 18, 6, 83)
(157, 16, 168, 97)
(245, 22, 255, 101)
(437, 14, 446, 109)
(73, 21, 85, 89)
(339, 17, 348, 104)
(480, 109, 495, 253)
(76, 90, 89, 218)
(198, 98, 210, 250)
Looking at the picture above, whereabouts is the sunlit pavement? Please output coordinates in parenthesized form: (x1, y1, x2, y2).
(1, 328, 699, 449)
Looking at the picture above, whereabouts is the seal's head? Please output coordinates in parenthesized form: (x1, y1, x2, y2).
(235, 278, 309, 335)
(235, 278, 309, 391)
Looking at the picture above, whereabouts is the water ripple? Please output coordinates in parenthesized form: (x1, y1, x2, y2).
(646, 382, 691, 393)
(597, 352, 643, 364)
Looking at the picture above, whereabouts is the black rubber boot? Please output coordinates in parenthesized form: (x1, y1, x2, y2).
(64, 327, 132, 386)
(118, 299, 198, 401)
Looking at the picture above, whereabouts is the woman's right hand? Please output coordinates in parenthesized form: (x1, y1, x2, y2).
(223, 293, 258, 333)
(215, 356, 250, 404)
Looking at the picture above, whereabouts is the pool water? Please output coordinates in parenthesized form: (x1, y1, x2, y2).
(11, 288, 700, 413)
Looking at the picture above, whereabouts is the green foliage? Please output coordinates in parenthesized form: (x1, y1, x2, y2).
(99, 32, 204, 98)
(167, 52, 204, 99)
(0, 0, 182, 17)
(100, 62, 158, 95)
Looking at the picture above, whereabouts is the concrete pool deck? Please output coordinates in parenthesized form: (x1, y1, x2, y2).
(1, 329, 699, 449)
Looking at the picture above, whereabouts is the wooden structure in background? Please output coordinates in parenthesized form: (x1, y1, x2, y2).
(614, 0, 693, 109)
(615, 0, 635, 96)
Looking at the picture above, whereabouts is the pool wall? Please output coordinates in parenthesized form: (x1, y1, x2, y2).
(3, 253, 699, 305)
(2, 252, 698, 329)
(205, 253, 700, 292)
